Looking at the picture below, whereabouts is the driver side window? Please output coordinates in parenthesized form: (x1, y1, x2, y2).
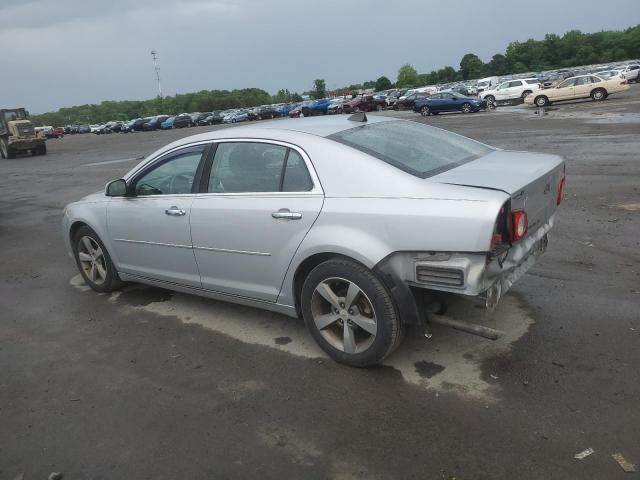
(135, 147, 205, 196)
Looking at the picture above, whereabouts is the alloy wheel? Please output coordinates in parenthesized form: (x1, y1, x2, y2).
(77, 236, 107, 285)
(310, 277, 377, 354)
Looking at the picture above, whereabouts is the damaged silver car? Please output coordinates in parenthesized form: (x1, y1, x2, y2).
(63, 114, 565, 367)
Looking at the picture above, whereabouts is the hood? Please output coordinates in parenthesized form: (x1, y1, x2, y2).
(78, 190, 107, 203)
(431, 149, 563, 195)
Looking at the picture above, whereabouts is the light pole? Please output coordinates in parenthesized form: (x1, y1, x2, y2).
(150, 50, 163, 98)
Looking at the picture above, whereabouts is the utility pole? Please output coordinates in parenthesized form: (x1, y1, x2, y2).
(150, 50, 163, 98)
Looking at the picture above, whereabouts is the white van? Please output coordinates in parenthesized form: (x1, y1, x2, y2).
(475, 76, 499, 93)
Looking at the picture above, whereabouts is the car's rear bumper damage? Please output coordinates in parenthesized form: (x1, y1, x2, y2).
(375, 216, 555, 336)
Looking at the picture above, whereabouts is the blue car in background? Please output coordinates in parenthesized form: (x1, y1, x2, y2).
(160, 116, 175, 129)
(413, 92, 486, 116)
(302, 98, 331, 116)
(275, 104, 294, 117)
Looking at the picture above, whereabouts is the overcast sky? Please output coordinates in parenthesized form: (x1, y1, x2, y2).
(2, 0, 638, 113)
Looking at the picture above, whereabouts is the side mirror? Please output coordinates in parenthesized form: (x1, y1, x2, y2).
(106, 178, 129, 197)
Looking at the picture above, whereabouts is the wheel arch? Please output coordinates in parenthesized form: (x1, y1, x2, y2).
(288, 250, 423, 329)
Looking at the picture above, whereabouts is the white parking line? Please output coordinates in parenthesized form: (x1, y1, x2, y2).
(82, 157, 137, 167)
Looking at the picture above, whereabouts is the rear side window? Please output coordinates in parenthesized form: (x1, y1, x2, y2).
(208, 142, 313, 193)
(508, 81, 522, 87)
(328, 121, 492, 178)
(525, 79, 539, 84)
(282, 150, 313, 192)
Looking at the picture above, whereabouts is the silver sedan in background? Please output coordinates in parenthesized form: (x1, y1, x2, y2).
(63, 115, 565, 367)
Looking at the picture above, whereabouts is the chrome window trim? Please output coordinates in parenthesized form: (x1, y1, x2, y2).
(123, 137, 324, 197)
(124, 140, 214, 181)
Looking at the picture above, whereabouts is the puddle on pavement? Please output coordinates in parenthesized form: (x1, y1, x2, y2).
(528, 109, 640, 124)
(70, 274, 534, 400)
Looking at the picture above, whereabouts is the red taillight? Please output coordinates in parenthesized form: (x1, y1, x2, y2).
(557, 174, 565, 205)
(511, 210, 528, 242)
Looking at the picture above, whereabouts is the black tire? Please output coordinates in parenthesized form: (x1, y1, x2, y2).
(534, 95, 549, 107)
(32, 143, 46, 156)
(461, 102, 472, 113)
(591, 88, 607, 101)
(521, 90, 532, 99)
(484, 95, 495, 105)
(0, 138, 16, 159)
(72, 226, 123, 293)
(300, 258, 402, 367)
(420, 106, 430, 116)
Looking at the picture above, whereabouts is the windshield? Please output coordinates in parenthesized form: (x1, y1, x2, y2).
(3, 109, 28, 121)
(328, 121, 492, 178)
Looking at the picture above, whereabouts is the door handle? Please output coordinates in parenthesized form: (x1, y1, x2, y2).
(272, 209, 302, 220)
(165, 206, 186, 216)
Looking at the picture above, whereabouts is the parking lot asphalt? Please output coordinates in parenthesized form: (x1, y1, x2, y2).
(1, 87, 639, 479)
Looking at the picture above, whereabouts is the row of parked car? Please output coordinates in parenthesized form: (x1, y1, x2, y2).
(56, 60, 639, 134)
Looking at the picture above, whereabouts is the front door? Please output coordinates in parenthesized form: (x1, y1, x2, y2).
(107, 145, 208, 286)
(190, 141, 323, 302)
(554, 78, 577, 101)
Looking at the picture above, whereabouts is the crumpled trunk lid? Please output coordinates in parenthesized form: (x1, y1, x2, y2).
(431, 149, 565, 236)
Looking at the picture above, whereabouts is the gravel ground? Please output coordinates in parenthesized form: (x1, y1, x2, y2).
(1, 86, 639, 479)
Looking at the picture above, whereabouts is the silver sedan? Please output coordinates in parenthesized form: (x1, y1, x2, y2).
(63, 114, 565, 367)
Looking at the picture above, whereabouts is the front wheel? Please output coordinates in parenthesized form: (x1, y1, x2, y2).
(534, 95, 549, 107)
(591, 88, 607, 101)
(420, 106, 430, 116)
(461, 102, 472, 113)
(301, 258, 402, 367)
(72, 226, 123, 293)
(484, 95, 495, 105)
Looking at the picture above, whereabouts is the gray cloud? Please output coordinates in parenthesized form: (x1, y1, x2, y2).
(1, 0, 638, 112)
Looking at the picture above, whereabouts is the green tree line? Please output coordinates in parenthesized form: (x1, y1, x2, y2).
(32, 88, 303, 126)
(355, 25, 639, 89)
(32, 25, 638, 125)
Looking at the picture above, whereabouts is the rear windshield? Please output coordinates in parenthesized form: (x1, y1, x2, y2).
(328, 121, 492, 178)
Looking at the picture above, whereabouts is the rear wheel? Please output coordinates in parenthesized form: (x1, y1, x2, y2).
(461, 102, 472, 113)
(301, 258, 402, 367)
(591, 88, 607, 101)
(72, 226, 123, 293)
(484, 95, 495, 105)
(32, 143, 47, 156)
(521, 90, 532, 99)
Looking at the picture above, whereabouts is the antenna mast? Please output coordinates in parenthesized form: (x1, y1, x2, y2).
(150, 50, 163, 98)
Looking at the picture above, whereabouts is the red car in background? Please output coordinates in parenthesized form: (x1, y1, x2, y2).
(342, 95, 386, 113)
(46, 127, 65, 139)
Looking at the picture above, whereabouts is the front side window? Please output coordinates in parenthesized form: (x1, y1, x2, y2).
(209, 142, 312, 193)
(328, 121, 492, 179)
(135, 147, 205, 196)
(558, 78, 577, 88)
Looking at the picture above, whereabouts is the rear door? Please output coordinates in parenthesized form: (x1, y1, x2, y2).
(573, 76, 594, 98)
(190, 141, 324, 302)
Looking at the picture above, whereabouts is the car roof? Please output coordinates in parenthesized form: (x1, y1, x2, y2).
(177, 114, 399, 143)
